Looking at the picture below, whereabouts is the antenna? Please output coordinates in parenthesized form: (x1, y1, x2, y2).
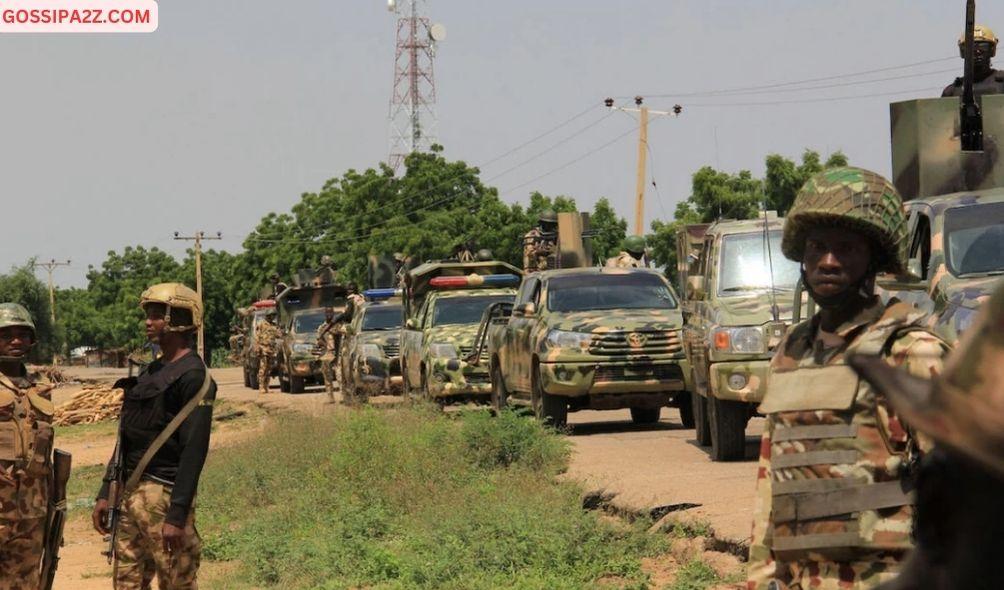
(387, 0, 441, 171)
(761, 205, 780, 323)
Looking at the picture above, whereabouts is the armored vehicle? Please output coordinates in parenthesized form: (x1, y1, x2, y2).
(480, 267, 692, 428)
(239, 299, 277, 390)
(400, 260, 521, 404)
(340, 300, 404, 399)
(677, 215, 801, 460)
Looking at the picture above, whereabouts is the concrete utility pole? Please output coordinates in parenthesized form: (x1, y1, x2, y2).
(605, 97, 682, 235)
(32, 259, 71, 326)
(173, 231, 221, 360)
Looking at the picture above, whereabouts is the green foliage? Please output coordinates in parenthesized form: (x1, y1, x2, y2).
(198, 407, 664, 589)
(764, 149, 848, 216)
(0, 262, 58, 361)
(667, 560, 722, 590)
(588, 197, 628, 262)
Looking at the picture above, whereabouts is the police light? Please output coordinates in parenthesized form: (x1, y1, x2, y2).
(428, 274, 521, 289)
(363, 288, 401, 300)
(252, 299, 276, 309)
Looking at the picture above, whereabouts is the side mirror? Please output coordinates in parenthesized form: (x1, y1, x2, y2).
(405, 318, 418, 330)
(876, 263, 926, 292)
(686, 276, 706, 300)
(514, 302, 536, 317)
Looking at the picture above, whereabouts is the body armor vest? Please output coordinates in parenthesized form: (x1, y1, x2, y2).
(0, 372, 54, 519)
(759, 307, 925, 562)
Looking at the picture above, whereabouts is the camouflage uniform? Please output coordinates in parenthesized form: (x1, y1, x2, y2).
(113, 480, 201, 590)
(523, 228, 555, 273)
(0, 371, 53, 589)
(605, 251, 644, 268)
(316, 319, 338, 402)
(255, 321, 280, 394)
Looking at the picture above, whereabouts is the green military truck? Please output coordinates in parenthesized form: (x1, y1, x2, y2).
(339, 299, 404, 399)
(400, 260, 521, 404)
(239, 299, 277, 390)
(876, 94, 1004, 344)
(676, 215, 801, 460)
(480, 267, 692, 428)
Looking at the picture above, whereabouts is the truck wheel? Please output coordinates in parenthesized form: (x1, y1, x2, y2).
(248, 366, 259, 391)
(677, 392, 695, 429)
(490, 364, 509, 414)
(280, 375, 291, 393)
(692, 392, 711, 446)
(532, 372, 567, 428)
(290, 376, 305, 394)
(630, 407, 661, 425)
(709, 396, 747, 461)
(243, 367, 251, 388)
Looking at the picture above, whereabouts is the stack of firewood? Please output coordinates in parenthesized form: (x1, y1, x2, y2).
(53, 385, 123, 426)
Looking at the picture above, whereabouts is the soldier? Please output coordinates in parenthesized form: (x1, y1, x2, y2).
(0, 303, 54, 587)
(523, 210, 558, 272)
(227, 325, 243, 364)
(475, 248, 494, 262)
(942, 24, 1004, 96)
(255, 313, 281, 394)
(606, 235, 648, 268)
(746, 167, 949, 590)
(848, 281, 1004, 590)
(92, 283, 216, 589)
(316, 307, 340, 404)
(269, 273, 288, 299)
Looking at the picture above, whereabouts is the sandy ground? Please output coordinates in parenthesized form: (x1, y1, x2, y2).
(50, 366, 755, 588)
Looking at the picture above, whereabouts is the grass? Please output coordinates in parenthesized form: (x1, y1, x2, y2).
(67, 463, 106, 514)
(666, 560, 721, 590)
(56, 419, 118, 441)
(196, 406, 667, 589)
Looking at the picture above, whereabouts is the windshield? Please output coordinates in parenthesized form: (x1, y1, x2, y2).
(293, 311, 327, 334)
(362, 306, 402, 331)
(945, 202, 1004, 276)
(432, 295, 514, 327)
(718, 230, 800, 294)
(547, 273, 677, 312)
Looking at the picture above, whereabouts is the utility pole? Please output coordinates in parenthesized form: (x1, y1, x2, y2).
(605, 97, 682, 235)
(32, 259, 71, 326)
(173, 231, 221, 360)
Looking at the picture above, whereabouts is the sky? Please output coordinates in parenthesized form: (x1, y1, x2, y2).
(0, 0, 995, 288)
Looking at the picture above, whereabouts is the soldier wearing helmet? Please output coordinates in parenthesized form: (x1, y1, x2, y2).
(943, 24, 1004, 97)
(255, 311, 281, 394)
(606, 235, 648, 268)
(93, 283, 217, 589)
(475, 248, 494, 262)
(316, 306, 341, 404)
(0, 303, 55, 587)
(848, 281, 1004, 590)
(523, 210, 558, 273)
(747, 168, 950, 590)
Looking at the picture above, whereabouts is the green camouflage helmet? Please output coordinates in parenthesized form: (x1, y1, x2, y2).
(623, 235, 647, 254)
(539, 209, 558, 224)
(476, 249, 494, 261)
(0, 303, 36, 335)
(782, 166, 907, 274)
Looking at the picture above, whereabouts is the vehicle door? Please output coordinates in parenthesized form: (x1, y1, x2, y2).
(685, 234, 715, 391)
(507, 277, 541, 393)
(401, 298, 428, 387)
(900, 204, 936, 313)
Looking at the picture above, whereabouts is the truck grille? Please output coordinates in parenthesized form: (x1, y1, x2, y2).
(588, 330, 683, 356)
(459, 346, 489, 362)
(593, 363, 684, 383)
(382, 342, 400, 357)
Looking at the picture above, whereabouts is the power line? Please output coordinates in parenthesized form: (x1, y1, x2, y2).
(681, 85, 939, 108)
(479, 103, 599, 168)
(484, 111, 614, 182)
(679, 67, 956, 99)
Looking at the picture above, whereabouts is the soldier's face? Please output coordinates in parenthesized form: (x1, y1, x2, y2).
(144, 304, 168, 342)
(803, 228, 872, 299)
(0, 327, 34, 358)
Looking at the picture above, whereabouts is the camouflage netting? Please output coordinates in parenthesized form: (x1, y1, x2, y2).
(782, 167, 908, 274)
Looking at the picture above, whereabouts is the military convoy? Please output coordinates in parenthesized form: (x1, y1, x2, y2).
(676, 215, 801, 460)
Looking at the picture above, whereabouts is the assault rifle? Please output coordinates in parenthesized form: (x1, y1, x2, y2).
(39, 449, 72, 590)
(102, 438, 123, 563)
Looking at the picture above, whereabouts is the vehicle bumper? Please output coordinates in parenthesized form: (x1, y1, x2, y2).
(538, 358, 691, 397)
(707, 359, 770, 403)
(356, 357, 404, 395)
(427, 357, 491, 398)
(288, 356, 321, 377)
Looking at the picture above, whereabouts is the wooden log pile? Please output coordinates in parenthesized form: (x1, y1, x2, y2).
(54, 385, 124, 426)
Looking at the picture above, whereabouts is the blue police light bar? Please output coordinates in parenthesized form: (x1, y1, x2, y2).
(363, 288, 401, 300)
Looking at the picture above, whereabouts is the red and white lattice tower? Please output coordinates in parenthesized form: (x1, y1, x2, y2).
(387, 0, 443, 172)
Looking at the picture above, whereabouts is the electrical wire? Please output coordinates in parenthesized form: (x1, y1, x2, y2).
(674, 67, 956, 99)
(479, 103, 599, 168)
(681, 85, 939, 108)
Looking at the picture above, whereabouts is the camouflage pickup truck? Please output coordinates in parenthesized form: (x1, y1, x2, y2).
(400, 260, 521, 404)
(340, 300, 404, 398)
(481, 267, 692, 428)
(239, 299, 277, 390)
(677, 215, 801, 460)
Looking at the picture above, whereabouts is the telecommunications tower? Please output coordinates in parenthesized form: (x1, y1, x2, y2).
(386, 0, 445, 171)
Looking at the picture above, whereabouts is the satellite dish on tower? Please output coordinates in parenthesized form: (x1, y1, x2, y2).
(430, 23, 446, 42)
(387, 0, 397, 12)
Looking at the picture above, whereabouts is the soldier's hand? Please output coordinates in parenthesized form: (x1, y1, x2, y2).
(0, 466, 14, 486)
(92, 498, 110, 535)
(162, 522, 186, 553)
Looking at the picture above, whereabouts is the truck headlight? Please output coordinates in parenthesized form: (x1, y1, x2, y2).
(546, 329, 593, 350)
(429, 342, 458, 359)
(360, 344, 382, 358)
(712, 327, 765, 354)
(292, 343, 314, 354)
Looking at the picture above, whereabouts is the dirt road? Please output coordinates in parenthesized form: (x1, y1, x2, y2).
(51, 367, 757, 587)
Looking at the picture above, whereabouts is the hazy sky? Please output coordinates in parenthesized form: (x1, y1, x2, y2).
(1, 0, 995, 287)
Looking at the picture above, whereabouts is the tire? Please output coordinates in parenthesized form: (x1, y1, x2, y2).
(532, 369, 567, 428)
(692, 392, 711, 446)
(490, 363, 509, 414)
(248, 366, 260, 391)
(677, 392, 695, 429)
(708, 396, 748, 461)
(290, 375, 305, 394)
(630, 407, 661, 425)
(243, 367, 251, 388)
(280, 375, 291, 393)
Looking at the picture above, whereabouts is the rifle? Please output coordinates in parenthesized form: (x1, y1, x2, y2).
(102, 437, 124, 564)
(961, 0, 984, 152)
(40, 449, 72, 590)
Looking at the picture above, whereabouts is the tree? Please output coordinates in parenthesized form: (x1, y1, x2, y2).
(0, 263, 57, 362)
(589, 197, 628, 262)
(764, 149, 848, 215)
